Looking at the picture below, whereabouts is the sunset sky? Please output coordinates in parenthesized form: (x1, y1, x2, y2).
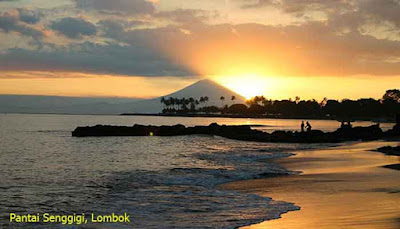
(0, 0, 399, 100)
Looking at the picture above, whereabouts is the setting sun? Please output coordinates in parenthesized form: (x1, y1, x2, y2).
(213, 74, 271, 99)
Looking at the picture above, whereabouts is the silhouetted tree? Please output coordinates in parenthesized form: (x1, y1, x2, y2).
(228, 104, 248, 114)
(160, 97, 166, 109)
(383, 89, 400, 102)
(295, 96, 300, 104)
(204, 96, 209, 108)
(160, 89, 400, 119)
(220, 96, 225, 108)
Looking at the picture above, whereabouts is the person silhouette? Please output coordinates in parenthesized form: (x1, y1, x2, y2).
(306, 121, 312, 132)
(301, 121, 305, 132)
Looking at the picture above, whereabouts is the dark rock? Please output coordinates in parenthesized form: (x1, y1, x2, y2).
(334, 124, 383, 141)
(72, 123, 387, 143)
(382, 164, 400, 171)
(376, 146, 400, 156)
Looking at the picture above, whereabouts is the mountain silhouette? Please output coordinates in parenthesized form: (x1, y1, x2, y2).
(163, 79, 245, 102)
(0, 79, 246, 114)
(120, 79, 246, 113)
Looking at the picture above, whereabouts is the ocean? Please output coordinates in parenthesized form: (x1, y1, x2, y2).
(0, 114, 394, 228)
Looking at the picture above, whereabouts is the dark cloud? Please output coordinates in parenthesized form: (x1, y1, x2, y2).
(50, 17, 97, 39)
(240, 0, 354, 13)
(17, 8, 42, 24)
(240, 0, 400, 29)
(74, 0, 155, 15)
(97, 19, 125, 37)
(359, 0, 400, 27)
(97, 19, 145, 38)
(0, 11, 45, 38)
(0, 41, 193, 76)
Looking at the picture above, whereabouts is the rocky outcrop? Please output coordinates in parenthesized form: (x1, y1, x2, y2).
(376, 146, 400, 156)
(72, 123, 390, 143)
(385, 114, 400, 137)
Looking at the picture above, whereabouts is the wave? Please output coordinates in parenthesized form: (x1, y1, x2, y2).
(93, 144, 332, 228)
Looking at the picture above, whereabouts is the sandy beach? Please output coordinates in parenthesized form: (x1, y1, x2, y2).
(222, 141, 400, 229)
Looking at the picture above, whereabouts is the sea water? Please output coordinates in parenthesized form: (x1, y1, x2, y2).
(0, 114, 392, 228)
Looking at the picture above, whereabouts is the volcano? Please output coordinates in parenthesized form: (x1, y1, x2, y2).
(123, 79, 246, 113)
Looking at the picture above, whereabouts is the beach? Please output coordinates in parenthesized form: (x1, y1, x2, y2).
(222, 141, 400, 229)
(1, 113, 399, 228)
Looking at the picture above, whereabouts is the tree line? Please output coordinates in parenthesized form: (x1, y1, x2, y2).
(160, 89, 400, 120)
(160, 96, 237, 114)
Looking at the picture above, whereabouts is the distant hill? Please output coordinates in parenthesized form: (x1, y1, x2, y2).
(0, 95, 139, 114)
(0, 79, 246, 114)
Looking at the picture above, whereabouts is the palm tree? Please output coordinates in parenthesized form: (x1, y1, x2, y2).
(169, 97, 176, 111)
(165, 99, 171, 112)
(189, 97, 194, 105)
(231, 95, 236, 104)
(160, 97, 166, 109)
(320, 97, 328, 107)
(220, 96, 225, 108)
(176, 97, 181, 110)
(199, 97, 205, 109)
(178, 98, 184, 111)
(295, 96, 300, 104)
(204, 96, 209, 108)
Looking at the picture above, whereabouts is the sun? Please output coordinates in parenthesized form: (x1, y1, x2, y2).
(213, 74, 268, 99)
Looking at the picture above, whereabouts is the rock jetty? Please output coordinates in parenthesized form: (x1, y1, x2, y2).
(72, 123, 394, 143)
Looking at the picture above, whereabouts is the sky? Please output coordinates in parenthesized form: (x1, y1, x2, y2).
(0, 0, 399, 100)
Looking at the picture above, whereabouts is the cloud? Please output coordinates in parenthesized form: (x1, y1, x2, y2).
(155, 9, 218, 25)
(17, 8, 42, 24)
(0, 11, 45, 38)
(50, 17, 97, 39)
(3, 17, 400, 77)
(74, 0, 155, 15)
(239, 0, 400, 29)
(359, 0, 400, 27)
(115, 22, 400, 77)
(97, 19, 126, 37)
(1, 0, 400, 79)
(240, 0, 354, 12)
(0, 41, 193, 76)
(97, 19, 145, 38)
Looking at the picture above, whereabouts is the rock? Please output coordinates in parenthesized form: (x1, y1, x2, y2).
(72, 123, 385, 143)
(376, 146, 400, 156)
(334, 124, 383, 141)
(384, 117, 400, 137)
(382, 164, 400, 171)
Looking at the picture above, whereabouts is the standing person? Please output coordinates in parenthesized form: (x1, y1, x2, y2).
(306, 121, 312, 132)
(301, 121, 305, 132)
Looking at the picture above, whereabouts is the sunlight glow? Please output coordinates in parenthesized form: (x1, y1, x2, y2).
(213, 74, 271, 99)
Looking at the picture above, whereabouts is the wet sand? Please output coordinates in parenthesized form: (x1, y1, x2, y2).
(222, 141, 400, 229)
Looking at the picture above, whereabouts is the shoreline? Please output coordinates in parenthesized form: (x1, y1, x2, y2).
(121, 113, 396, 122)
(2, 112, 391, 123)
(221, 140, 400, 229)
(0, 112, 394, 123)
